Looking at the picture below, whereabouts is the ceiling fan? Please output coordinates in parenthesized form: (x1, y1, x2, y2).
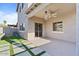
(44, 9, 58, 20)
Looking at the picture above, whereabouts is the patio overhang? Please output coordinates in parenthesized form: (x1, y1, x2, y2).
(25, 3, 50, 18)
(26, 3, 76, 20)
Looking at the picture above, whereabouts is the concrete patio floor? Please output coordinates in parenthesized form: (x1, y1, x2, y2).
(28, 37, 76, 56)
(31, 37, 76, 56)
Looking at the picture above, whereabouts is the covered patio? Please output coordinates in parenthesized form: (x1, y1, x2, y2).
(28, 37, 76, 56)
(26, 3, 76, 56)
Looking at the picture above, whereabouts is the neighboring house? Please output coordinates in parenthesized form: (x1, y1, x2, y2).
(0, 26, 3, 33)
(0, 24, 18, 36)
(3, 24, 18, 36)
(0, 23, 18, 36)
(16, 3, 79, 56)
(0, 25, 5, 40)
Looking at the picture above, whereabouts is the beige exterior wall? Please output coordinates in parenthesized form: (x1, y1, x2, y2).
(76, 3, 79, 55)
(28, 12, 76, 43)
(28, 17, 46, 41)
(45, 13, 76, 43)
(17, 3, 76, 43)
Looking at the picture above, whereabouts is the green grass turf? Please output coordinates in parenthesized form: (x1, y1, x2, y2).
(0, 36, 46, 56)
(9, 43, 14, 56)
(0, 33, 2, 36)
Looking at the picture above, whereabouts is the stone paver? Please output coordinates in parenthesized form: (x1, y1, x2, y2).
(0, 50, 10, 56)
(13, 43, 23, 47)
(0, 39, 48, 56)
(28, 38, 51, 47)
(22, 40, 32, 45)
(21, 40, 35, 48)
(13, 45, 25, 50)
(41, 53, 49, 56)
(14, 46, 25, 54)
(15, 51, 31, 56)
(0, 44, 9, 47)
(31, 48, 49, 55)
(0, 45, 9, 52)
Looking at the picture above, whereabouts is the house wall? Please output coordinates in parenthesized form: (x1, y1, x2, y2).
(17, 3, 76, 42)
(27, 10, 76, 43)
(76, 3, 79, 55)
(28, 17, 46, 41)
(45, 12, 76, 43)
(0, 27, 3, 33)
(3, 27, 17, 36)
(17, 3, 28, 39)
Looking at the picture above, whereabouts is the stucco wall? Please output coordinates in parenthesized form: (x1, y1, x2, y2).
(76, 3, 79, 55)
(27, 12, 76, 43)
(28, 17, 46, 41)
(18, 12, 28, 39)
(17, 3, 76, 43)
(17, 3, 28, 39)
(45, 13, 76, 43)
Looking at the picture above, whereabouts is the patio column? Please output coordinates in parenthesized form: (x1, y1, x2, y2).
(76, 3, 79, 56)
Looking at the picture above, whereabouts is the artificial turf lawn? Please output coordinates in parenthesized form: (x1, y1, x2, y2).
(0, 33, 2, 36)
(9, 44, 14, 56)
(0, 36, 22, 55)
(0, 36, 46, 56)
(17, 37, 46, 56)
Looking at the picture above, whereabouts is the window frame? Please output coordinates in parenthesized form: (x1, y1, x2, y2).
(19, 6, 21, 12)
(19, 23, 25, 32)
(52, 21, 64, 33)
(22, 3, 24, 9)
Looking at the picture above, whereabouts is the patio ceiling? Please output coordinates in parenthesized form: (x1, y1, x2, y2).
(31, 3, 76, 19)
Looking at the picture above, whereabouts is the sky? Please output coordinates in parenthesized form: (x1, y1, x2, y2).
(0, 3, 17, 25)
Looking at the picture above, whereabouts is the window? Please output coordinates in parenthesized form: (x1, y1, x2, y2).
(35, 23, 42, 37)
(19, 24, 25, 31)
(19, 3, 24, 12)
(53, 21, 63, 32)
(19, 7, 21, 12)
(22, 3, 24, 9)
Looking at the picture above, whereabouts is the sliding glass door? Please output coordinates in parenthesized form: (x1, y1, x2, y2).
(35, 23, 43, 37)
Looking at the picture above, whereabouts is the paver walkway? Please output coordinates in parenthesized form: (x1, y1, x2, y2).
(0, 44, 10, 56)
(0, 38, 49, 56)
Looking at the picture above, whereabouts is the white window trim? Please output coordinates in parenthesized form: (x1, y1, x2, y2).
(19, 23, 25, 32)
(52, 21, 64, 33)
(52, 31, 64, 33)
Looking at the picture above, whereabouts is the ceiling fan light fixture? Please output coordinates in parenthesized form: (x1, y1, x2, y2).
(44, 10, 57, 20)
(45, 11, 47, 14)
(52, 13, 57, 17)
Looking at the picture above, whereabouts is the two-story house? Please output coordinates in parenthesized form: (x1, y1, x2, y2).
(16, 3, 79, 56)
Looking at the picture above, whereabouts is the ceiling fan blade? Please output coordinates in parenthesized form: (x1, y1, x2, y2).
(49, 9, 58, 14)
